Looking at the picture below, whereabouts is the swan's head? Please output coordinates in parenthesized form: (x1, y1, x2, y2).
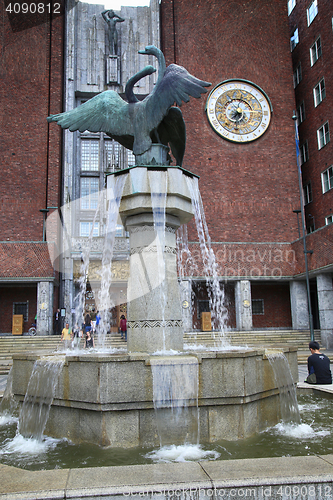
(138, 45, 161, 57)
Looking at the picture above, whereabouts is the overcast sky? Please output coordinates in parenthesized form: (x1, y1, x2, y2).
(87, 0, 149, 9)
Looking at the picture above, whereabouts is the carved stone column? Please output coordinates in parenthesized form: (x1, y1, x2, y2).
(235, 280, 253, 331)
(108, 159, 196, 353)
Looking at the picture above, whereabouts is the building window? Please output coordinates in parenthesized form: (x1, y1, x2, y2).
(300, 141, 309, 164)
(310, 37, 322, 66)
(293, 64, 302, 88)
(105, 140, 120, 170)
(81, 177, 99, 210)
(325, 215, 333, 225)
(288, 0, 296, 15)
(307, 0, 318, 26)
(296, 102, 305, 125)
(13, 302, 28, 321)
(128, 150, 135, 167)
(290, 28, 299, 51)
(313, 79, 326, 107)
(80, 222, 99, 237)
(303, 183, 312, 205)
(81, 139, 99, 171)
(115, 224, 124, 237)
(252, 299, 264, 315)
(317, 122, 330, 150)
(322, 166, 333, 193)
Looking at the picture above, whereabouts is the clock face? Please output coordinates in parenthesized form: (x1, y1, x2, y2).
(205, 80, 272, 143)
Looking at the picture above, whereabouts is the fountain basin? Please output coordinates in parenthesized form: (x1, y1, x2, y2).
(11, 347, 298, 447)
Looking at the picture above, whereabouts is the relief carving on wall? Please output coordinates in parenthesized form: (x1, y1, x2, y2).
(73, 260, 129, 282)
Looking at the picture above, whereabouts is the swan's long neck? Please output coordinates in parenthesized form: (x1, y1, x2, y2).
(151, 47, 166, 84)
(125, 65, 156, 103)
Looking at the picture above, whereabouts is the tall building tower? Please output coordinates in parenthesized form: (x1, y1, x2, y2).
(160, 0, 332, 346)
(289, 0, 333, 347)
(0, 6, 64, 334)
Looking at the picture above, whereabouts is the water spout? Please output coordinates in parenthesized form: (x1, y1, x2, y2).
(97, 174, 128, 348)
(185, 176, 228, 337)
(150, 356, 199, 447)
(18, 356, 65, 440)
(267, 351, 301, 425)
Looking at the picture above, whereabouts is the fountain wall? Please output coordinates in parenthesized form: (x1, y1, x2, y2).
(11, 347, 298, 447)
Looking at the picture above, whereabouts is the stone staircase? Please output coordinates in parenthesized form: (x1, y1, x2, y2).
(0, 334, 126, 375)
(0, 329, 327, 375)
(184, 329, 324, 364)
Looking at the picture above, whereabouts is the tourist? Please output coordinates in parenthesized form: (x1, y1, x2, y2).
(119, 314, 127, 341)
(84, 313, 92, 334)
(96, 310, 100, 328)
(72, 324, 82, 349)
(306, 341, 332, 385)
(61, 322, 72, 349)
(91, 308, 97, 332)
(84, 329, 95, 349)
(54, 308, 61, 335)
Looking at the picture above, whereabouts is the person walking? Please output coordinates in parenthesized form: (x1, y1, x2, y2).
(119, 314, 127, 341)
(54, 309, 61, 335)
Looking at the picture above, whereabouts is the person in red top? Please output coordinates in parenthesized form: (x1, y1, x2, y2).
(119, 314, 127, 341)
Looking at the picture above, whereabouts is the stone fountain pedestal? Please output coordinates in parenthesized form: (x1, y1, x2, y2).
(108, 161, 196, 353)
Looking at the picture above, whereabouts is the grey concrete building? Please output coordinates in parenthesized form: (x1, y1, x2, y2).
(57, 0, 160, 329)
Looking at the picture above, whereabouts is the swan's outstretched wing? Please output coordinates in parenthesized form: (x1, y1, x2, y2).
(47, 90, 131, 136)
(144, 64, 211, 132)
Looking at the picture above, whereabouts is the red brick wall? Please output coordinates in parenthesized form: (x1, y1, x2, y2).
(251, 282, 292, 329)
(161, 0, 300, 244)
(289, 0, 333, 231)
(0, 9, 64, 241)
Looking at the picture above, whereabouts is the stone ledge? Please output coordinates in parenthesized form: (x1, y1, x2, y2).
(1, 455, 333, 499)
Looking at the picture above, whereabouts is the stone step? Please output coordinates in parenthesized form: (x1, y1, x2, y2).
(0, 331, 323, 375)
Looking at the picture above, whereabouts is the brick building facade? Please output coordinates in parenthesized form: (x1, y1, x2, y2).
(288, 0, 333, 346)
(1, 0, 332, 346)
(160, 0, 333, 345)
(0, 6, 64, 333)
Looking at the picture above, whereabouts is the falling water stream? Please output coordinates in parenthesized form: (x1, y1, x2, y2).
(148, 170, 168, 351)
(96, 174, 128, 348)
(74, 194, 102, 337)
(185, 176, 228, 338)
(18, 356, 65, 440)
(150, 356, 199, 446)
(267, 352, 301, 425)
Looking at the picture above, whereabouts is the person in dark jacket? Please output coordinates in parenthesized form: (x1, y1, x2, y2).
(307, 341, 332, 384)
(119, 314, 127, 341)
